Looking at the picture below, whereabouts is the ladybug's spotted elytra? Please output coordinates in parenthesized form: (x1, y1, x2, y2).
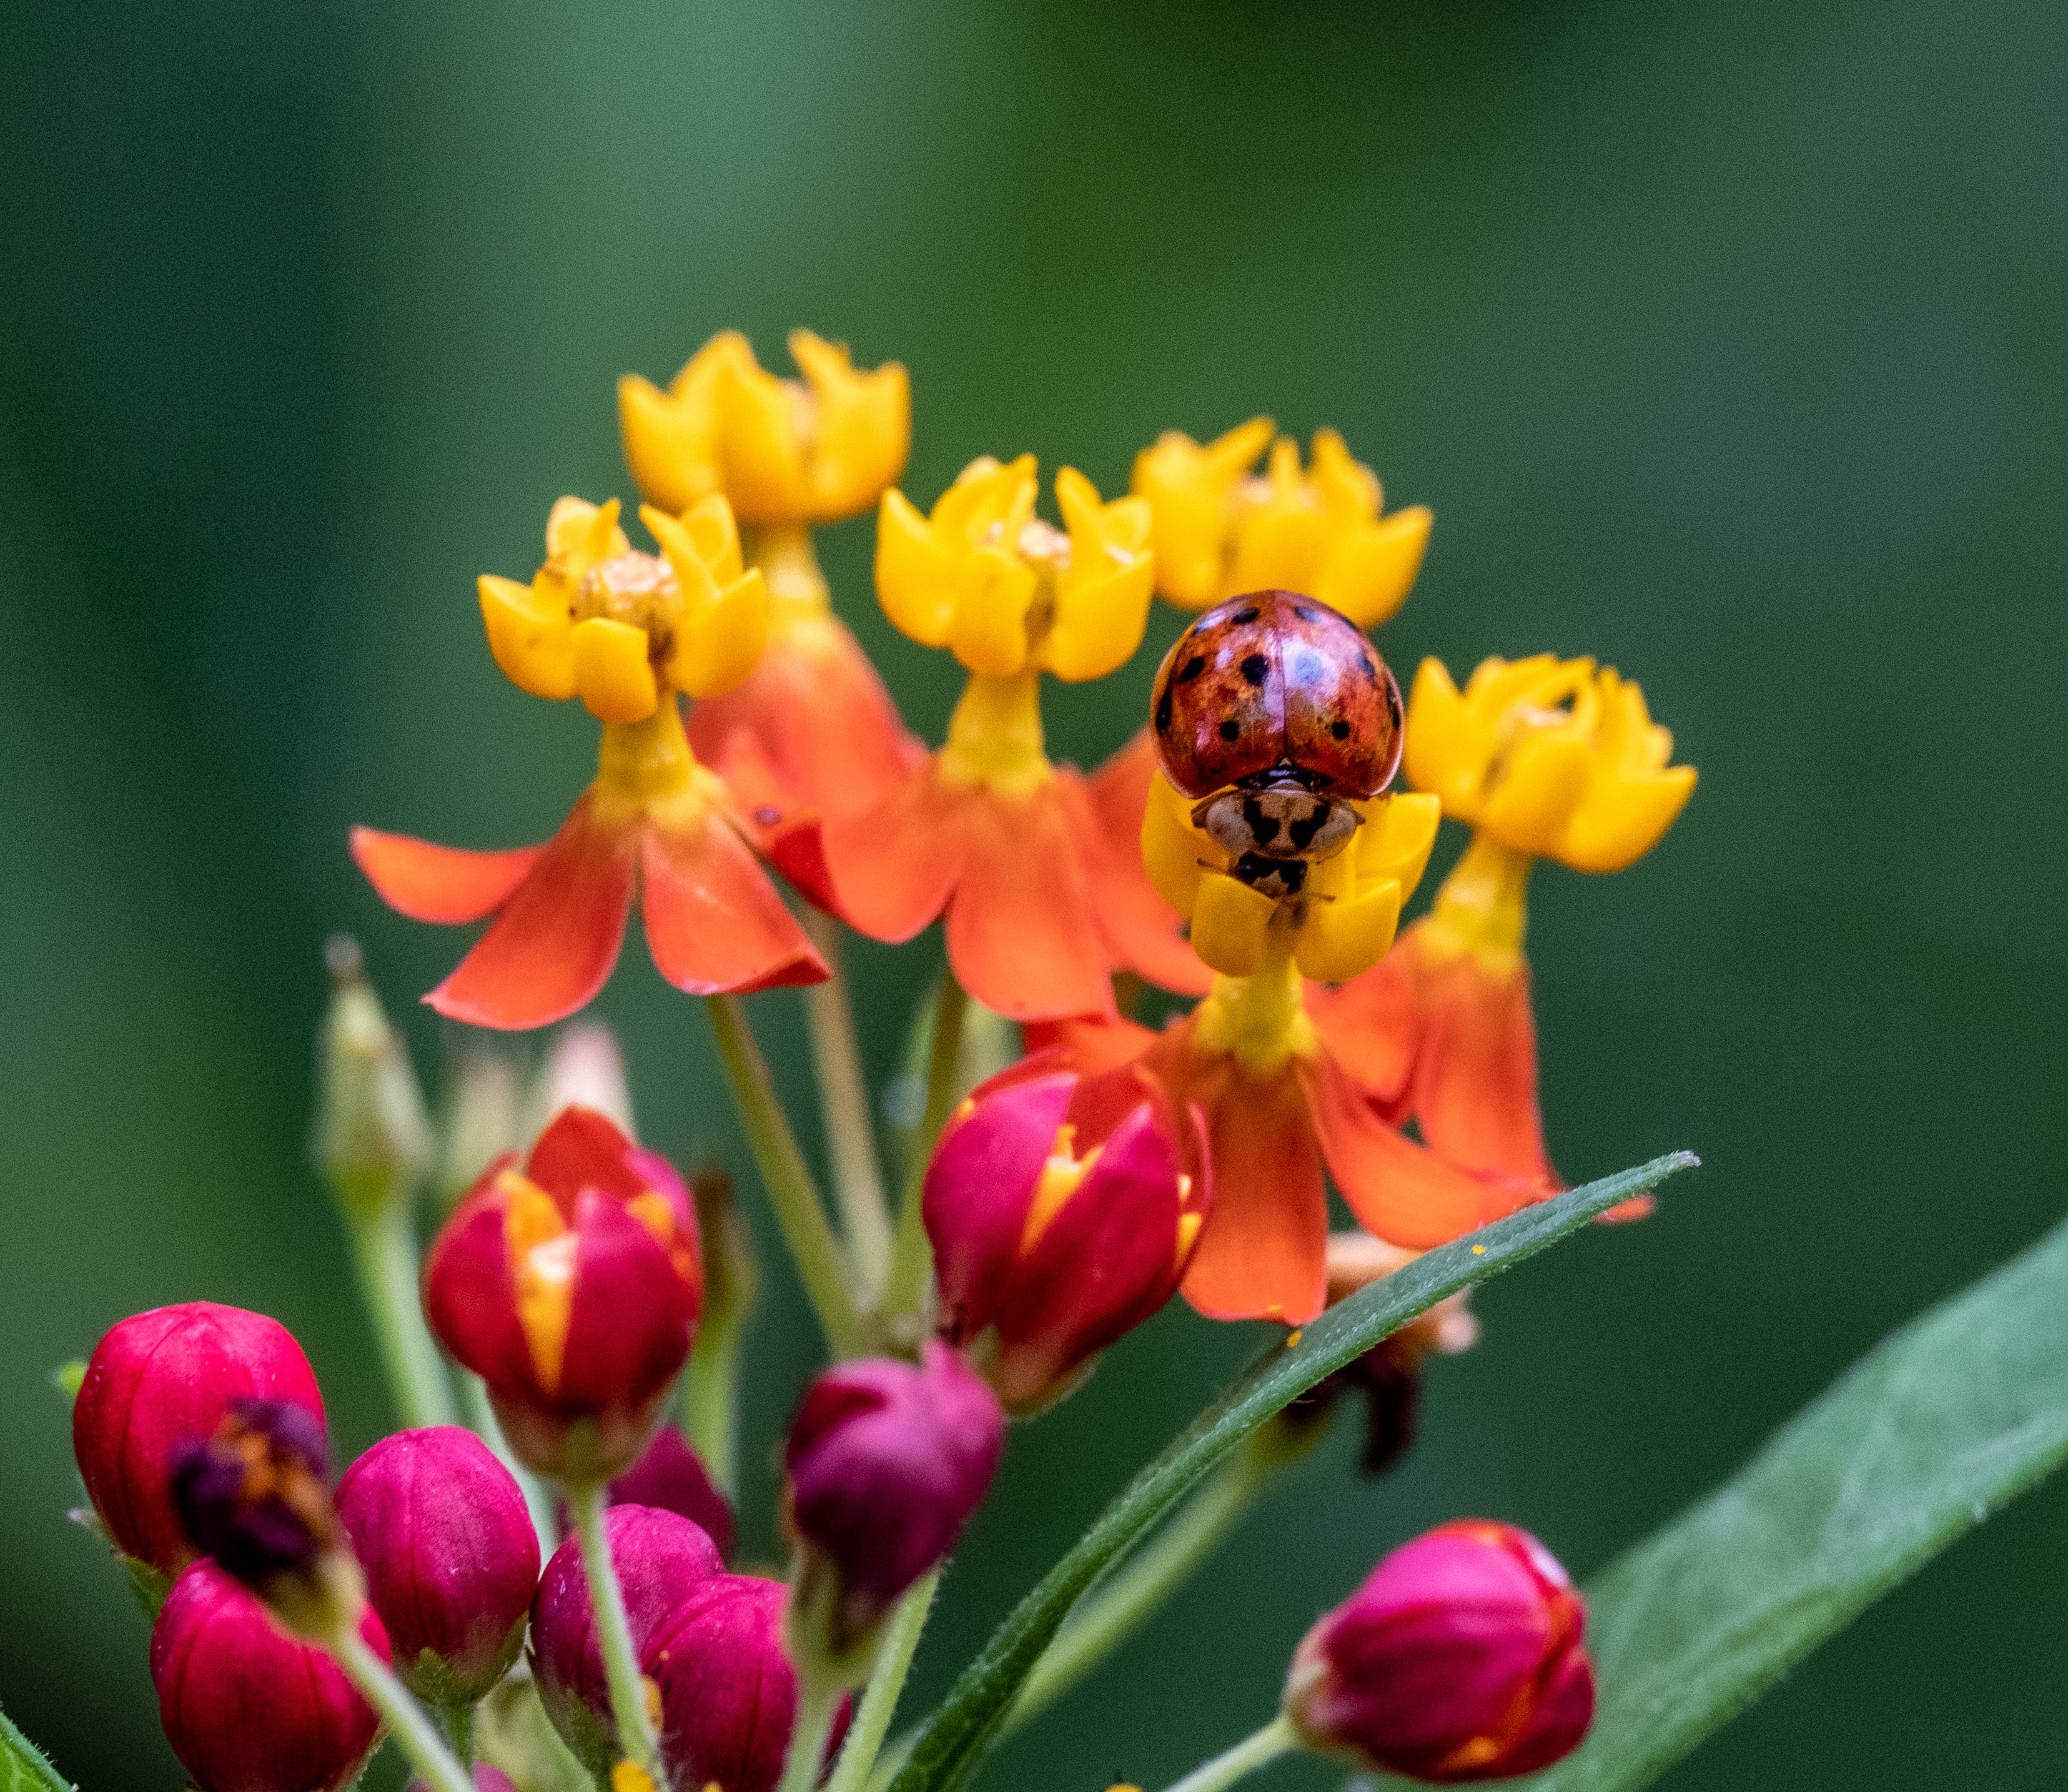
(1150, 589, 1403, 898)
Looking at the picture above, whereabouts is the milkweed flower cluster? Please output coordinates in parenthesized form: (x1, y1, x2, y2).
(59, 324, 1694, 1792)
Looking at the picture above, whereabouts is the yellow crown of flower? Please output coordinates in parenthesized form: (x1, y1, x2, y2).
(1405, 654, 1696, 873)
(618, 329, 911, 525)
(1132, 420, 1432, 626)
(876, 455, 1155, 682)
(1140, 776, 1442, 984)
(478, 493, 768, 725)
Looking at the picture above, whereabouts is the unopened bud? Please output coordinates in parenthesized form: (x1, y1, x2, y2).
(1284, 1520, 1594, 1781)
(529, 1019, 636, 1139)
(440, 1042, 525, 1211)
(316, 936, 432, 1216)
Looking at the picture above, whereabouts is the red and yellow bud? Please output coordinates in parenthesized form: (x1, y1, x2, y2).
(424, 1107, 703, 1481)
(875, 456, 1155, 684)
(619, 329, 909, 525)
(784, 1344, 1004, 1658)
(1403, 655, 1695, 873)
(335, 1426, 542, 1703)
(1134, 421, 1431, 626)
(924, 1066, 1210, 1411)
(73, 1302, 324, 1580)
(151, 1562, 388, 1792)
(1284, 1520, 1595, 1781)
(478, 494, 768, 723)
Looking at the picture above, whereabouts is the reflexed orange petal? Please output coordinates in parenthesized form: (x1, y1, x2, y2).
(706, 730, 843, 915)
(947, 783, 1116, 1022)
(1062, 730, 1215, 997)
(1302, 1050, 1512, 1248)
(822, 759, 973, 943)
(427, 795, 636, 1031)
(1307, 940, 1421, 1113)
(1152, 1031, 1328, 1324)
(687, 614, 922, 823)
(640, 811, 827, 995)
(1410, 941, 1556, 1191)
(1025, 1014, 1160, 1081)
(350, 826, 543, 924)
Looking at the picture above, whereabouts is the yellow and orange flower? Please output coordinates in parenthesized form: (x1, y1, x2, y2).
(353, 495, 824, 1029)
(1133, 420, 1432, 626)
(618, 330, 922, 908)
(1325, 654, 1696, 1210)
(821, 455, 1182, 1021)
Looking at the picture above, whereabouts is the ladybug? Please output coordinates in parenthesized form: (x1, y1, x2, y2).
(1150, 588, 1403, 899)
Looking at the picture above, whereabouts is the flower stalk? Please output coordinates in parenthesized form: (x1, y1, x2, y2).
(707, 993, 867, 1357)
(1160, 1713, 1297, 1792)
(883, 973, 969, 1324)
(803, 908, 895, 1300)
(342, 1199, 456, 1430)
(564, 1477, 663, 1776)
(776, 1670, 848, 1792)
(825, 1569, 939, 1792)
(328, 1616, 478, 1792)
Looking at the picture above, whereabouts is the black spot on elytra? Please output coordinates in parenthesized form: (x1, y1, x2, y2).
(1155, 688, 1174, 733)
(1219, 719, 1241, 741)
(1240, 653, 1269, 686)
(1177, 655, 1205, 683)
(1232, 606, 1260, 625)
(1242, 797, 1279, 845)
(1330, 719, 1350, 740)
(1358, 651, 1377, 678)
(1294, 604, 1320, 622)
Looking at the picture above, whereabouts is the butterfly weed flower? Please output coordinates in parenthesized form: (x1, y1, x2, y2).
(821, 453, 1179, 1019)
(620, 329, 923, 907)
(1328, 654, 1696, 1213)
(1134, 420, 1432, 628)
(423, 1106, 703, 1483)
(353, 493, 825, 1029)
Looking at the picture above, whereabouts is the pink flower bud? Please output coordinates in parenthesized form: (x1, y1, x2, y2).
(73, 1302, 324, 1577)
(530, 1505, 723, 1775)
(151, 1560, 388, 1792)
(1284, 1520, 1595, 1782)
(425, 1106, 703, 1480)
(645, 1575, 849, 1792)
(784, 1342, 1003, 1644)
(336, 1426, 542, 1703)
(924, 1066, 1209, 1411)
(608, 1425, 737, 1562)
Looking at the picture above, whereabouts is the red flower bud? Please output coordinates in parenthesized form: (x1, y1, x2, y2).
(530, 1504, 723, 1775)
(924, 1067, 1209, 1412)
(608, 1425, 737, 1562)
(336, 1426, 542, 1703)
(1284, 1520, 1595, 1782)
(151, 1560, 388, 1792)
(425, 1106, 703, 1480)
(169, 1398, 340, 1601)
(72, 1302, 324, 1577)
(645, 1574, 849, 1792)
(784, 1342, 1003, 1647)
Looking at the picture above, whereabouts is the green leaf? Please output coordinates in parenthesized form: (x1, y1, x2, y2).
(1495, 1204, 2068, 1792)
(888, 1151, 1699, 1792)
(0, 1705, 75, 1792)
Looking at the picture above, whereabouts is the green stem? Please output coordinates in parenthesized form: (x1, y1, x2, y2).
(883, 975, 969, 1321)
(329, 1620, 477, 1792)
(1162, 1714, 1297, 1792)
(776, 1670, 845, 1792)
(458, 1371, 555, 1553)
(344, 1197, 455, 1429)
(803, 909, 894, 1301)
(435, 1699, 476, 1768)
(682, 1308, 745, 1498)
(566, 1478, 661, 1776)
(706, 995, 866, 1357)
(1004, 1447, 1272, 1738)
(825, 1570, 938, 1792)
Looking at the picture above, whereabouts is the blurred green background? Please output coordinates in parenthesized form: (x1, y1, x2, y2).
(4, 0, 2066, 1785)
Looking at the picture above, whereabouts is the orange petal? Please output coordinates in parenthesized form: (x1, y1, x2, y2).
(640, 811, 827, 995)
(1062, 731, 1215, 998)
(1306, 934, 1423, 1114)
(946, 784, 1116, 1022)
(1159, 1034, 1328, 1324)
(1302, 1050, 1522, 1248)
(1408, 939, 1557, 1191)
(427, 794, 636, 1030)
(1024, 1014, 1160, 1080)
(686, 615, 922, 823)
(350, 826, 543, 924)
(701, 728, 844, 917)
(821, 758, 974, 944)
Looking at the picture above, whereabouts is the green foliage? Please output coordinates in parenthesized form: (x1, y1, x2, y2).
(0, 1707, 73, 1792)
(889, 1152, 1698, 1792)
(1471, 1207, 2068, 1792)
